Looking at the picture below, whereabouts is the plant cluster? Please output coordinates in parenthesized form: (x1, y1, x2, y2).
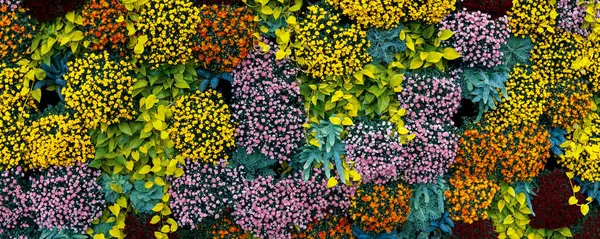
(460, 0, 512, 19)
(451, 219, 498, 239)
(444, 175, 499, 224)
(401, 0, 457, 24)
(0, 6, 35, 66)
(291, 215, 353, 239)
(458, 66, 510, 121)
(29, 163, 104, 233)
(367, 25, 407, 65)
(169, 159, 245, 228)
(135, 0, 201, 69)
(233, 171, 355, 238)
(232, 43, 304, 162)
(440, 10, 509, 68)
(62, 51, 137, 130)
(168, 90, 236, 163)
(129, 178, 164, 214)
(294, 5, 371, 79)
(0, 166, 31, 237)
(556, 0, 592, 37)
(397, 178, 448, 238)
(395, 23, 460, 72)
(0, 0, 21, 11)
(397, 72, 460, 184)
(193, 4, 256, 73)
(530, 170, 584, 230)
(344, 119, 403, 184)
(350, 181, 411, 233)
(507, 0, 558, 36)
(80, 0, 129, 52)
(324, 0, 407, 29)
(559, 111, 600, 181)
(21, 0, 85, 22)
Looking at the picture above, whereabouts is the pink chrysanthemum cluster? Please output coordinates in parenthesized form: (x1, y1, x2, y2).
(556, 0, 596, 37)
(28, 163, 104, 233)
(441, 10, 509, 68)
(169, 159, 245, 228)
(0, 166, 31, 235)
(233, 170, 356, 239)
(232, 43, 305, 162)
(0, 0, 20, 11)
(344, 120, 403, 185)
(398, 73, 461, 184)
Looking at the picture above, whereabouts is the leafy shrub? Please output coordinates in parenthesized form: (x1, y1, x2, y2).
(0, 5, 35, 66)
(30, 13, 88, 66)
(530, 170, 584, 229)
(232, 42, 304, 162)
(192, 4, 256, 73)
(168, 90, 236, 164)
(229, 147, 276, 181)
(130, 179, 164, 214)
(459, 66, 510, 122)
(100, 173, 133, 204)
(397, 178, 448, 238)
(350, 181, 411, 233)
(169, 159, 245, 228)
(367, 25, 406, 65)
(396, 23, 460, 72)
(559, 111, 600, 181)
(440, 10, 509, 68)
(242, 0, 301, 35)
(29, 163, 104, 233)
(22, 0, 85, 22)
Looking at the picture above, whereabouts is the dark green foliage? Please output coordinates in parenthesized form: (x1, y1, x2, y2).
(367, 25, 406, 65)
(37, 52, 72, 101)
(501, 35, 533, 68)
(39, 228, 87, 239)
(398, 178, 448, 239)
(229, 147, 277, 181)
(460, 66, 510, 122)
(130, 179, 164, 214)
(197, 69, 233, 92)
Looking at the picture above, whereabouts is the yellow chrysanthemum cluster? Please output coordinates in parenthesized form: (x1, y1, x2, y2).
(402, 0, 456, 24)
(325, 0, 407, 29)
(22, 114, 95, 169)
(136, 0, 201, 69)
(530, 32, 591, 128)
(294, 5, 371, 79)
(507, 0, 557, 36)
(559, 111, 600, 181)
(482, 66, 548, 133)
(169, 90, 235, 164)
(62, 51, 137, 130)
(0, 65, 37, 169)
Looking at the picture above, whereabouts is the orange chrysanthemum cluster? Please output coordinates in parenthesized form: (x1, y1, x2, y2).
(0, 6, 35, 65)
(193, 4, 256, 73)
(291, 215, 353, 239)
(444, 175, 499, 224)
(349, 182, 411, 233)
(205, 216, 249, 239)
(81, 0, 129, 52)
(454, 123, 549, 184)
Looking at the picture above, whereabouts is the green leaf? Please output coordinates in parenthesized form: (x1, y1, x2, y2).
(118, 122, 133, 135)
(557, 228, 573, 237)
(89, 159, 102, 168)
(442, 48, 461, 60)
(438, 30, 454, 41)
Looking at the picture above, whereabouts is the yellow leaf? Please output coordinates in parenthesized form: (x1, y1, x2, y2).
(31, 89, 42, 102)
(109, 204, 120, 217)
(152, 203, 164, 212)
(329, 116, 342, 125)
(71, 31, 84, 41)
(442, 48, 461, 60)
(150, 215, 161, 224)
(438, 29, 454, 41)
(569, 196, 578, 205)
(409, 57, 424, 69)
(342, 117, 353, 126)
(261, 5, 273, 14)
(398, 127, 409, 134)
(161, 225, 170, 233)
(516, 193, 526, 205)
(573, 185, 581, 193)
(581, 204, 590, 215)
(406, 36, 415, 51)
(508, 187, 516, 197)
(145, 181, 154, 188)
(117, 196, 128, 208)
(139, 165, 151, 174)
(327, 177, 338, 188)
(498, 199, 506, 212)
(155, 177, 166, 186)
(286, 16, 297, 25)
(503, 215, 514, 224)
(566, 172, 574, 179)
(94, 234, 105, 239)
(426, 52, 444, 63)
(154, 232, 165, 239)
(309, 138, 321, 147)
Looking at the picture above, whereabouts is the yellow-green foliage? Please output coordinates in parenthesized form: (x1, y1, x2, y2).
(507, 0, 558, 36)
(560, 111, 600, 181)
(31, 12, 90, 66)
(489, 184, 573, 239)
(294, 5, 371, 79)
(62, 51, 137, 130)
(395, 23, 460, 72)
(23, 114, 94, 169)
(169, 90, 235, 164)
(135, 0, 201, 69)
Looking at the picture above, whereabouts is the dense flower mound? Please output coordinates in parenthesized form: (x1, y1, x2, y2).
(22, 114, 95, 169)
(233, 171, 355, 238)
(291, 214, 353, 239)
(402, 0, 457, 24)
(556, 0, 592, 37)
(136, 0, 201, 69)
(169, 90, 236, 163)
(232, 44, 304, 162)
(193, 4, 256, 73)
(445, 175, 499, 224)
(169, 159, 245, 228)
(325, 0, 407, 29)
(440, 10, 509, 68)
(349, 181, 411, 233)
(81, 0, 129, 52)
(507, 0, 557, 36)
(28, 163, 104, 233)
(344, 119, 403, 184)
(0, 167, 31, 236)
(62, 51, 137, 129)
(529, 170, 584, 229)
(397, 72, 461, 184)
(0, 6, 35, 66)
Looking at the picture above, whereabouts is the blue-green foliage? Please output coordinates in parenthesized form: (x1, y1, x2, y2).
(91, 222, 113, 239)
(296, 119, 346, 183)
(425, 212, 454, 235)
(549, 128, 567, 156)
(397, 178, 448, 239)
(352, 225, 398, 239)
(514, 181, 537, 216)
(37, 51, 72, 101)
(460, 66, 510, 122)
(197, 69, 233, 92)
(501, 35, 533, 68)
(367, 25, 406, 65)
(100, 173, 133, 204)
(39, 228, 86, 239)
(130, 179, 164, 214)
(229, 147, 276, 181)
(574, 177, 600, 204)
